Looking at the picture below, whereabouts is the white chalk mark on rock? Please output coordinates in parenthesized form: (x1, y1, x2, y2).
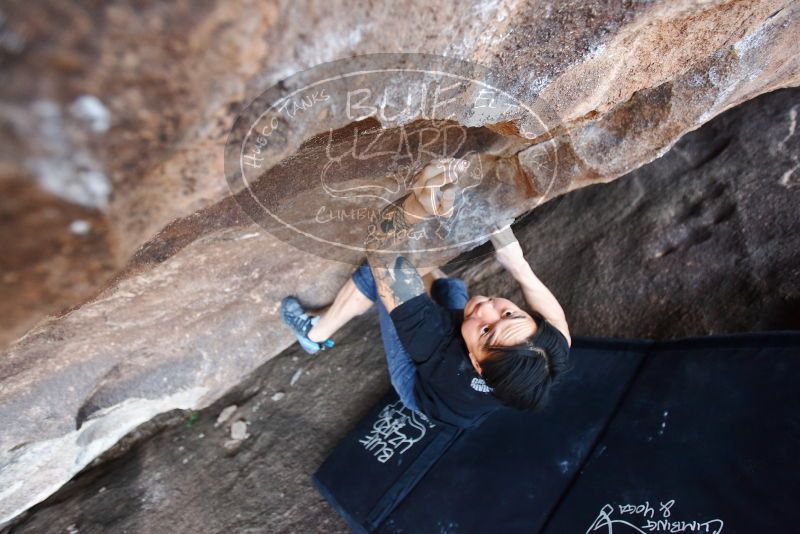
(781, 105, 798, 146)
(779, 164, 798, 187)
(69, 95, 111, 133)
(214, 405, 237, 427)
(290, 369, 303, 386)
(69, 219, 91, 235)
(230, 420, 249, 440)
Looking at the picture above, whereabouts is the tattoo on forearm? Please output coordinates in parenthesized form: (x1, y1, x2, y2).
(365, 195, 426, 311)
(380, 195, 412, 234)
(365, 195, 428, 251)
(372, 256, 426, 311)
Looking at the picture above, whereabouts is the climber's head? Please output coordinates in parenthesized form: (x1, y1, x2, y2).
(461, 295, 570, 411)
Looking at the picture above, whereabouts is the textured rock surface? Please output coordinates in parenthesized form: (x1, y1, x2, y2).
(2, 0, 798, 340)
(0, 177, 116, 348)
(1, 0, 799, 525)
(5, 87, 799, 534)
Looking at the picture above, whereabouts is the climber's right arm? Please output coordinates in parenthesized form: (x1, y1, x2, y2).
(490, 226, 572, 346)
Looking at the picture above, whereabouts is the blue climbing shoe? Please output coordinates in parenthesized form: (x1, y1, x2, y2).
(280, 296, 335, 355)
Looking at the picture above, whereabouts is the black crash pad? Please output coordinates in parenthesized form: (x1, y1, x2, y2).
(312, 332, 800, 533)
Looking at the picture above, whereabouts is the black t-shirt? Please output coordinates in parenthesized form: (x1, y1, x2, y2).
(389, 293, 505, 429)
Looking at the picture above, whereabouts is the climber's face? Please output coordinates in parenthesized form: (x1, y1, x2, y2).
(461, 295, 538, 375)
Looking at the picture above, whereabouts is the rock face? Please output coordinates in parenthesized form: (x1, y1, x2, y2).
(6, 87, 800, 534)
(0, 178, 116, 348)
(1, 0, 799, 525)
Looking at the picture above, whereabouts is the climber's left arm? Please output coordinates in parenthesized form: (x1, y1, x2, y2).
(365, 194, 428, 313)
(364, 160, 460, 313)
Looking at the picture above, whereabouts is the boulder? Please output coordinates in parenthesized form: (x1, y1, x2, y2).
(1, 0, 799, 525)
(6, 86, 799, 533)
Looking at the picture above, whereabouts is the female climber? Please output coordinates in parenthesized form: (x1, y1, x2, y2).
(280, 159, 571, 429)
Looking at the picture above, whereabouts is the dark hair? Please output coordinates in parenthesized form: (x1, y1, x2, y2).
(480, 313, 571, 411)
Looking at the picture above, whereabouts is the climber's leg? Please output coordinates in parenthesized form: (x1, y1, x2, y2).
(375, 297, 421, 412)
(307, 277, 373, 343)
(345, 261, 421, 411)
(307, 261, 444, 343)
(422, 267, 447, 295)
